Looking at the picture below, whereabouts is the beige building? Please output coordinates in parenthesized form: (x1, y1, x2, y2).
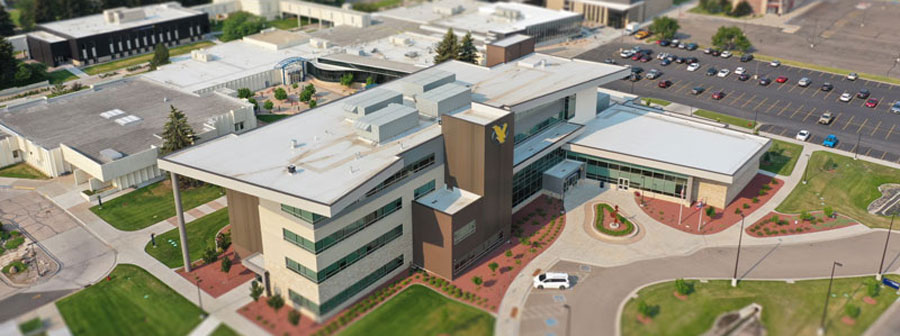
(546, 0, 673, 28)
(0, 78, 255, 198)
(730, 0, 797, 15)
(193, 0, 371, 27)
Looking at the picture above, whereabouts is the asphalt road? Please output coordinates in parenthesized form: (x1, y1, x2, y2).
(520, 231, 900, 336)
(578, 42, 900, 164)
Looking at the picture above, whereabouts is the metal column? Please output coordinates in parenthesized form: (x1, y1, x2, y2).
(171, 172, 192, 272)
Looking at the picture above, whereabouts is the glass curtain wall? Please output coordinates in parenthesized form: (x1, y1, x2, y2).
(566, 152, 689, 198)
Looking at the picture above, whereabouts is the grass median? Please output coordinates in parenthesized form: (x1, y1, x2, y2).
(57, 264, 204, 336)
(693, 109, 756, 129)
(759, 139, 803, 176)
(641, 97, 672, 106)
(622, 277, 899, 336)
(777, 151, 899, 228)
(145, 208, 229, 268)
(48, 70, 78, 84)
(82, 41, 215, 76)
(340, 284, 494, 336)
(90, 180, 224, 231)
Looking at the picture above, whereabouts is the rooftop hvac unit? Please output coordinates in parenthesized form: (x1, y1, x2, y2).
(390, 36, 413, 46)
(191, 49, 213, 62)
(433, 4, 463, 16)
(491, 7, 522, 23)
(404, 51, 419, 58)
(99, 109, 125, 119)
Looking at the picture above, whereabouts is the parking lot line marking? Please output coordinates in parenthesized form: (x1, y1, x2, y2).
(777, 82, 787, 90)
(777, 102, 792, 116)
(675, 81, 692, 94)
(877, 96, 885, 109)
(729, 92, 746, 105)
(779, 128, 788, 136)
(865, 148, 872, 156)
(811, 88, 821, 97)
(887, 125, 896, 141)
(842, 115, 855, 130)
(857, 118, 868, 134)
(829, 112, 841, 127)
(753, 97, 769, 111)
(789, 105, 805, 119)
(741, 95, 758, 108)
(787, 85, 798, 93)
(882, 152, 888, 160)
(871, 121, 882, 137)
(765, 100, 781, 113)
(802, 107, 817, 122)
(823, 90, 835, 101)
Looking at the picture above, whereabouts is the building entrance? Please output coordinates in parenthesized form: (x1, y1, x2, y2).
(617, 177, 629, 191)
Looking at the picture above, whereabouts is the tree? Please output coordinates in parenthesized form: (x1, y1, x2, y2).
(649, 17, 680, 40)
(674, 279, 694, 296)
(149, 43, 170, 70)
(299, 84, 315, 102)
(263, 100, 274, 110)
(845, 304, 861, 319)
(221, 11, 265, 42)
(274, 87, 288, 100)
(201, 245, 218, 264)
(250, 280, 264, 301)
(472, 276, 483, 286)
(0, 37, 15, 89)
(287, 309, 301, 325)
(59, 0, 90, 20)
(237, 88, 252, 99)
(434, 28, 459, 64)
(16, 0, 36, 31)
(731, 1, 753, 17)
(220, 255, 232, 272)
(365, 75, 375, 86)
(711, 26, 752, 52)
(340, 73, 353, 87)
(267, 294, 285, 311)
(705, 206, 716, 219)
(309, 99, 317, 108)
(867, 279, 880, 298)
(457, 32, 477, 64)
(160, 105, 196, 155)
(488, 262, 499, 273)
(33, 0, 57, 23)
(0, 7, 16, 37)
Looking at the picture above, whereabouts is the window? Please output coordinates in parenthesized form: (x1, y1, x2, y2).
(284, 198, 402, 254)
(512, 148, 565, 207)
(366, 154, 435, 197)
(234, 122, 244, 131)
(281, 204, 326, 224)
(286, 225, 403, 283)
(453, 220, 476, 245)
(290, 255, 404, 315)
(414, 180, 436, 199)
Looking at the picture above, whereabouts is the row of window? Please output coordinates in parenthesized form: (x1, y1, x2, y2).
(365, 154, 436, 198)
(566, 152, 689, 197)
(413, 179, 436, 199)
(512, 148, 566, 207)
(283, 198, 402, 254)
(281, 204, 327, 225)
(286, 225, 403, 283)
(289, 255, 404, 315)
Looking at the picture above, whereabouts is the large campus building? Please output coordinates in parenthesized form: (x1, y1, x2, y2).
(158, 52, 769, 321)
(0, 78, 255, 198)
(545, 0, 672, 28)
(26, 3, 209, 66)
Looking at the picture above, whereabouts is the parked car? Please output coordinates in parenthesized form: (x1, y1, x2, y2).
(691, 86, 705, 95)
(839, 92, 853, 102)
(796, 130, 811, 142)
(634, 30, 651, 39)
(646, 69, 662, 79)
(640, 55, 651, 62)
(738, 73, 750, 81)
(631, 54, 642, 61)
(776, 76, 788, 83)
(687, 63, 700, 71)
(686, 43, 698, 50)
(857, 89, 870, 99)
(604, 58, 617, 64)
(712, 91, 726, 100)
(720, 50, 733, 58)
(631, 66, 644, 74)
(759, 77, 772, 86)
(675, 57, 686, 64)
(703, 47, 713, 54)
(740, 54, 754, 62)
(533, 272, 571, 289)
(847, 72, 859, 81)
(657, 52, 669, 60)
(822, 134, 839, 148)
(706, 67, 718, 76)
(818, 112, 835, 124)
(660, 58, 672, 66)
(735, 67, 746, 75)
(685, 57, 699, 64)
(620, 49, 635, 58)
(658, 80, 673, 88)
(866, 98, 879, 108)
(628, 73, 642, 82)
(678, 42, 686, 49)
(658, 39, 671, 46)
(892, 101, 900, 114)
(821, 82, 834, 91)
(671, 39, 680, 46)
(770, 59, 781, 67)
(798, 77, 811, 87)
(717, 68, 731, 77)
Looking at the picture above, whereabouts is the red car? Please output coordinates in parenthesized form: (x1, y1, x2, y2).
(631, 54, 642, 61)
(640, 56, 651, 62)
(658, 80, 672, 88)
(776, 76, 788, 83)
(865, 98, 879, 108)
(712, 91, 725, 100)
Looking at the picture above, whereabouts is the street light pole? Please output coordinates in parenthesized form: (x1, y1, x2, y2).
(802, 154, 811, 184)
(818, 261, 843, 336)
(563, 304, 572, 336)
(877, 214, 896, 281)
(732, 214, 746, 287)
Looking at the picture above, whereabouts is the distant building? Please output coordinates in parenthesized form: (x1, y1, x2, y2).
(731, 0, 796, 15)
(0, 78, 254, 197)
(545, 0, 673, 28)
(193, 0, 371, 28)
(26, 3, 209, 66)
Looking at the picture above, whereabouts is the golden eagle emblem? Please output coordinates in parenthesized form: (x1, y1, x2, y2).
(492, 123, 508, 144)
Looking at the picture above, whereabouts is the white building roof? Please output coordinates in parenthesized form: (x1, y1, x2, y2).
(376, 0, 483, 25)
(569, 104, 770, 176)
(431, 2, 581, 36)
(39, 3, 202, 39)
(417, 186, 481, 214)
(340, 32, 443, 68)
(28, 30, 66, 43)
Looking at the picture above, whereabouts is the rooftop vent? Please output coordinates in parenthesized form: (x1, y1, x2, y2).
(100, 109, 125, 119)
(416, 83, 471, 118)
(286, 164, 297, 174)
(433, 4, 463, 15)
(310, 38, 332, 49)
(191, 49, 213, 62)
(114, 115, 142, 126)
(399, 70, 455, 97)
(353, 103, 419, 143)
(491, 7, 522, 22)
(99, 148, 124, 162)
(342, 89, 403, 119)
(518, 58, 547, 69)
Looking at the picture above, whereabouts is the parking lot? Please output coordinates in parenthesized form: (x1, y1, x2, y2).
(578, 42, 900, 164)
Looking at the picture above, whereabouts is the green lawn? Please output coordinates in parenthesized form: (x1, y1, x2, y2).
(687, 5, 758, 19)
(340, 284, 494, 336)
(90, 180, 224, 231)
(256, 114, 290, 123)
(0, 162, 49, 179)
(268, 17, 300, 30)
(352, 0, 405, 12)
(759, 139, 803, 176)
(9, 9, 21, 27)
(694, 109, 756, 129)
(754, 54, 900, 86)
(641, 97, 671, 106)
(82, 41, 215, 75)
(777, 151, 899, 228)
(210, 324, 240, 336)
(145, 208, 229, 268)
(623, 277, 899, 336)
(47, 70, 78, 84)
(57, 264, 204, 336)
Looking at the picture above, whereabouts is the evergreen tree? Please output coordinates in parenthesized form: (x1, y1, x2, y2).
(434, 28, 459, 64)
(16, 0, 36, 31)
(33, 0, 57, 23)
(149, 43, 170, 70)
(160, 105, 195, 155)
(0, 37, 18, 90)
(0, 7, 15, 37)
(457, 32, 477, 64)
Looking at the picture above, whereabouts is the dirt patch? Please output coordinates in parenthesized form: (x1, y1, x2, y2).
(747, 211, 858, 237)
(176, 244, 255, 298)
(637, 314, 653, 325)
(673, 291, 688, 301)
(864, 296, 877, 305)
(842, 316, 856, 326)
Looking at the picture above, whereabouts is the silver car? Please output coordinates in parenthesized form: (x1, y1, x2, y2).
(892, 101, 900, 114)
(798, 77, 811, 87)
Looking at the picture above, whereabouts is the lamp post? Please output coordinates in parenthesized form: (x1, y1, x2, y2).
(802, 154, 811, 184)
(563, 303, 572, 336)
(732, 214, 746, 287)
(877, 214, 896, 281)
(818, 261, 843, 336)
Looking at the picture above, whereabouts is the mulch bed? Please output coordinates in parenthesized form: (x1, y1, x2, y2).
(597, 204, 633, 234)
(176, 245, 255, 298)
(864, 296, 877, 305)
(842, 316, 856, 325)
(673, 291, 688, 301)
(637, 314, 653, 325)
(746, 211, 858, 237)
(636, 174, 783, 235)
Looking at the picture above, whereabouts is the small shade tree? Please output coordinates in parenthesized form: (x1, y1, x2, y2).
(250, 280, 264, 301)
(237, 88, 253, 99)
(340, 73, 354, 87)
(267, 294, 285, 311)
(274, 87, 288, 100)
(674, 278, 694, 296)
(711, 26, 752, 52)
(649, 17, 680, 40)
(263, 100, 274, 110)
(220, 254, 232, 273)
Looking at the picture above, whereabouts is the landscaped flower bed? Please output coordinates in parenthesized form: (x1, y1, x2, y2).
(747, 209, 858, 237)
(594, 203, 635, 236)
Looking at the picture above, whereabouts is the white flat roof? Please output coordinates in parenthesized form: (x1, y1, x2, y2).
(376, 0, 482, 25)
(431, 2, 581, 35)
(39, 3, 202, 39)
(28, 31, 66, 43)
(416, 186, 481, 214)
(340, 32, 443, 68)
(569, 104, 770, 176)
(514, 121, 581, 166)
(544, 159, 584, 179)
(491, 34, 532, 47)
(580, 0, 644, 11)
(142, 39, 334, 93)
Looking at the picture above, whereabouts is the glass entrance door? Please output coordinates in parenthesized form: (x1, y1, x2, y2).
(617, 177, 629, 191)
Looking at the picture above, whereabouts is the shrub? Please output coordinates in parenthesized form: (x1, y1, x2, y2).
(472, 276, 483, 286)
(758, 190, 767, 196)
(743, 203, 750, 209)
(674, 278, 694, 296)
(250, 280, 264, 301)
(824, 206, 834, 218)
(216, 232, 232, 250)
(267, 294, 285, 311)
(202, 245, 219, 264)
(340, 73, 354, 87)
(489, 262, 499, 273)
(705, 206, 716, 219)
(4, 236, 24, 250)
(637, 301, 659, 318)
(309, 100, 317, 108)
(274, 88, 288, 100)
(845, 304, 861, 319)
(288, 309, 301, 325)
(752, 197, 759, 203)
(770, 215, 779, 223)
(220, 255, 232, 273)
(734, 208, 742, 215)
(292, 83, 299, 89)
(868, 280, 880, 297)
(263, 100, 274, 110)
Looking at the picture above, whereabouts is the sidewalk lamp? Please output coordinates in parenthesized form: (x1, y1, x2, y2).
(877, 214, 897, 281)
(818, 261, 843, 336)
(732, 213, 746, 287)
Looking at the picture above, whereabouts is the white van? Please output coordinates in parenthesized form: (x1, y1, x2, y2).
(533, 272, 571, 289)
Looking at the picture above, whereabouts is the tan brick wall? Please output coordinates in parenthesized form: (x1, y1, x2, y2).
(696, 179, 728, 209)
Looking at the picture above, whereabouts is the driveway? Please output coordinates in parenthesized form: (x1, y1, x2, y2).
(520, 230, 900, 336)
